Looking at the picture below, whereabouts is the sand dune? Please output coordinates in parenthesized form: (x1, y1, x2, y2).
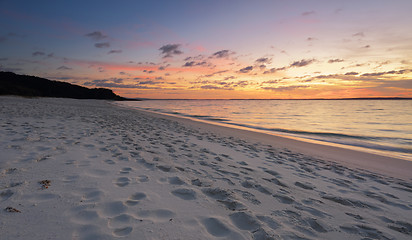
(1, 96, 411, 239)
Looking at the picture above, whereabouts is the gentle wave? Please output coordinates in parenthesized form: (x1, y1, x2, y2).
(117, 100, 412, 160)
(150, 108, 412, 154)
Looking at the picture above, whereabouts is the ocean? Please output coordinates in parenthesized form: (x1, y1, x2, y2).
(117, 99, 412, 160)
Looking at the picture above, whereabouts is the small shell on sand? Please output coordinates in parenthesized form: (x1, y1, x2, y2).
(5, 207, 21, 213)
(39, 180, 51, 189)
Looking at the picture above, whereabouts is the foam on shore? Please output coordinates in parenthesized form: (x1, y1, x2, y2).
(1, 96, 411, 239)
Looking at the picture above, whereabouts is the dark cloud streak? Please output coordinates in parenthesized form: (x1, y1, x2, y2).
(302, 11, 315, 16)
(238, 66, 253, 73)
(95, 42, 110, 48)
(262, 85, 309, 91)
(182, 61, 207, 67)
(328, 59, 344, 63)
(84, 79, 162, 89)
(263, 67, 286, 74)
(108, 50, 122, 54)
(345, 72, 358, 75)
(290, 59, 315, 67)
(85, 31, 107, 41)
(32, 51, 45, 57)
(255, 57, 272, 64)
(211, 50, 234, 58)
(159, 44, 183, 58)
(200, 85, 233, 90)
(204, 70, 228, 78)
(361, 69, 411, 77)
(57, 66, 72, 70)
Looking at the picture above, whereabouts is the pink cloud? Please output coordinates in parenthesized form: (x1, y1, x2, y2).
(191, 44, 206, 52)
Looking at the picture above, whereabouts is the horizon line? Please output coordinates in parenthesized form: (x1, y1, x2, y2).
(130, 97, 412, 101)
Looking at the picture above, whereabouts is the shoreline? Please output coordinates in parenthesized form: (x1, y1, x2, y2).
(116, 100, 411, 162)
(115, 102, 412, 181)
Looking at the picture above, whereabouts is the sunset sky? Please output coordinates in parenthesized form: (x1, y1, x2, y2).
(1, 0, 411, 99)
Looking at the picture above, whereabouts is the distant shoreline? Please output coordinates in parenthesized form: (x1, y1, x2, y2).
(0, 71, 135, 101)
(135, 97, 412, 101)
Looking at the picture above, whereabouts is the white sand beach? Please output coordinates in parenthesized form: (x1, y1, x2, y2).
(1, 96, 411, 240)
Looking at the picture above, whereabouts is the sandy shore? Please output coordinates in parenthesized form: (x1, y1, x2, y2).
(1, 96, 411, 240)
(122, 104, 412, 181)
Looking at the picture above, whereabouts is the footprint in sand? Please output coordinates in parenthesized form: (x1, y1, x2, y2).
(202, 187, 233, 200)
(117, 155, 129, 161)
(201, 217, 232, 237)
(387, 220, 412, 235)
(340, 224, 391, 239)
(86, 169, 109, 177)
(256, 215, 281, 230)
(73, 209, 100, 223)
(108, 214, 134, 237)
(100, 201, 127, 217)
(65, 159, 77, 165)
(77, 160, 91, 167)
(137, 159, 155, 170)
(294, 181, 315, 190)
(273, 193, 295, 204)
(109, 214, 133, 228)
(62, 175, 79, 183)
(168, 176, 186, 185)
(82, 189, 105, 202)
(104, 159, 116, 165)
(241, 180, 271, 195)
(73, 224, 112, 240)
(295, 204, 330, 218)
(363, 191, 410, 210)
(136, 209, 176, 222)
(136, 175, 149, 183)
(234, 189, 261, 205)
(202, 187, 246, 211)
(263, 177, 289, 188)
(229, 211, 261, 231)
(320, 194, 380, 210)
(113, 226, 133, 237)
(346, 212, 364, 221)
(306, 218, 329, 233)
(156, 165, 172, 172)
(5, 181, 24, 188)
(237, 161, 248, 166)
(3, 168, 18, 174)
(171, 188, 197, 200)
(125, 192, 147, 206)
(114, 177, 131, 187)
(120, 167, 133, 174)
(1, 189, 14, 201)
(264, 169, 280, 177)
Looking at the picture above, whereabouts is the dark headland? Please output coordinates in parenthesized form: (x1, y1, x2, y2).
(0, 72, 135, 101)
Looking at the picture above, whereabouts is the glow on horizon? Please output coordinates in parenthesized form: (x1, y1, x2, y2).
(0, 0, 411, 99)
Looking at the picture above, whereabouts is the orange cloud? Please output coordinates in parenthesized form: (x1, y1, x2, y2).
(67, 58, 215, 74)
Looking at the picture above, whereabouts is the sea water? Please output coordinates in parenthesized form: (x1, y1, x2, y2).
(117, 100, 412, 160)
